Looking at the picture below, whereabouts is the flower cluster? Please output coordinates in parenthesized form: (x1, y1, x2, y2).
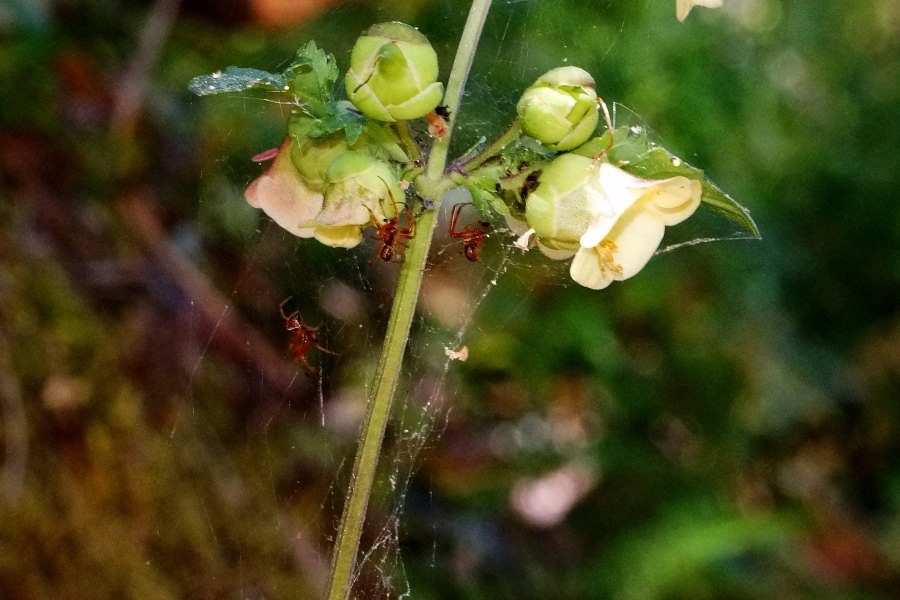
(244, 22, 441, 251)
(193, 10, 752, 290)
(504, 66, 703, 289)
(245, 122, 405, 249)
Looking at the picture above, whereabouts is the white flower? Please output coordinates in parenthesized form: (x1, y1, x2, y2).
(571, 163, 701, 289)
(522, 154, 701, 290)
(676, 0, 724, 22)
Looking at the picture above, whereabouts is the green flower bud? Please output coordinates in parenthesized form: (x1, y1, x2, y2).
(345, 22, 444, 122)
(288, 116, 351, 191)
(525, 153, 598, 251)
(314, 151, 404, 247)
(516, 66, 599, 151)
(287, 114, 409, 193)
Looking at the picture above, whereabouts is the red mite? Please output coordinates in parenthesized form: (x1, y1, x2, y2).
(279, 299, 336, 375)
(448, 202, 491, 262)
(425, 110, 449, 138)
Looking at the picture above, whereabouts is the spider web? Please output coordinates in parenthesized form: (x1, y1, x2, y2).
(175, 1, 755, 598)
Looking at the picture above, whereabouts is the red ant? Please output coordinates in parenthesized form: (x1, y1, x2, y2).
(279, 299, 336, 375)
(448, 202, 491, 262)
(369, 183, 415, 262)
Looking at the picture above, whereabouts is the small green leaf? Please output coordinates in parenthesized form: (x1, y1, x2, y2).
(362, 121, 409, 163)
(695, 178, 760, 239)
(465, 182, 509, 216)
(285, 41, 339, 112)
(308, 100, 366, 144)
(188, 66, 287, 96)
(487, 192, 511, 216)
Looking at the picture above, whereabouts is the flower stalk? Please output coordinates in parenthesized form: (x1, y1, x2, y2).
(324, 2, 492, 599)
(190, 3, 756, 596)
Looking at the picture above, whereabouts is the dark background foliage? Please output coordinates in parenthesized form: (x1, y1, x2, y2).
(1, 0, 899, 598)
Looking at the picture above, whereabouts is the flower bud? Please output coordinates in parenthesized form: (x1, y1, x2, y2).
(345, 22, 444, 122)
(288, 115, 351, 191)
(315, 151, 404, 247)
(288, 115, 409, 191)
(524, 153, 599, 251)
(516, 66, 599, 151)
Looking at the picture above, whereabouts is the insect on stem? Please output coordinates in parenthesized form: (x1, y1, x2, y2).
(369, 178, 416, 262)
(448, 202, 491, 262)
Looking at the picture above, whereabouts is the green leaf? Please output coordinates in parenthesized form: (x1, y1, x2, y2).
(308, 100, 366, 144)
(188, 41, 340, 116)
(188, 66, 287, 96)
(284, 41, 339, 113)
(361, 121, 409, 163)
(465, 182, 510, 216)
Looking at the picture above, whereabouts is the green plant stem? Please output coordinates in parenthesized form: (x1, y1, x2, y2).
(455, 119, 521, 173)
(324, 2, 492, 599)
(393, 120, 421, 163)
(425, 2, 491, 181)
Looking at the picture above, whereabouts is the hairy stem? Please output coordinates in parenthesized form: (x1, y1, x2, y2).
(324, 2, 492, 599)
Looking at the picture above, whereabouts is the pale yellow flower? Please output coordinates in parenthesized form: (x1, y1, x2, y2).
(571, 162, 701, 289)
(676, 0, 724, 22)
(518, 154, 701, 290)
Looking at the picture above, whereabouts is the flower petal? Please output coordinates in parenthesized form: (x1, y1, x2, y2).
(313, 225, 364, 248)
(677, 0, 724, 22)
(570, 247, 616, 290)
(537, 241, 576, 261)
(244, 140, 322, 238)
(387, 81, 444, 121)
(570, 203, 666, 290)
(607, 203, 666, 279)
(644, 177, 702, 226)
(578, 162, 647, 248)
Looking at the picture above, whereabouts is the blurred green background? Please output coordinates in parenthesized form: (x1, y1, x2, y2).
(2, 0, 899, 598)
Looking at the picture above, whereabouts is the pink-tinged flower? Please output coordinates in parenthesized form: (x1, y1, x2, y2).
(314, 151, 405, 248)
(245, 142, 406, 250)
(245, 139, 322, 238)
